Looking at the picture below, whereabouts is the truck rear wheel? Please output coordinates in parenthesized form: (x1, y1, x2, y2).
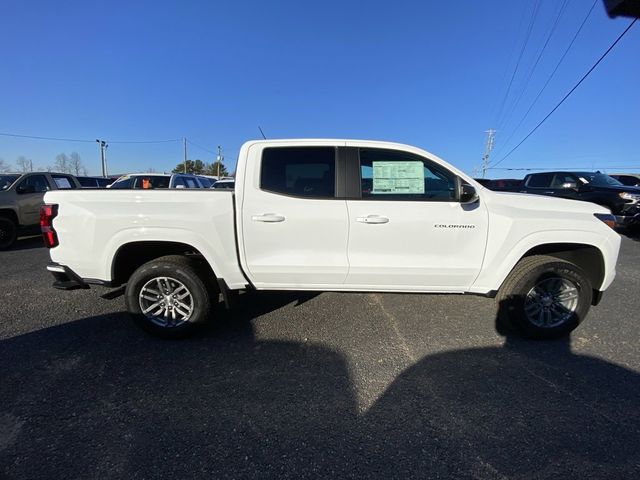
(0, 217, 18, 250)
(496, 255, 592, 339)
(125, 255, 214, 338)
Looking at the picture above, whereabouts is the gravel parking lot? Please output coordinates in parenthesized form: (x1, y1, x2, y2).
(1, 235, 639, 479)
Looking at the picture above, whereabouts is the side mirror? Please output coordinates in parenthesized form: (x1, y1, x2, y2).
(460, 183, 479, 204)
(16, 185, 36, 194)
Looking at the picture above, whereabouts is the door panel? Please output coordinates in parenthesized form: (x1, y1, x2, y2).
(241, 146, 349, 287)
(346, 200, 488, 289)
(17, 175, 50, 225)
(345, 147, 488, 290)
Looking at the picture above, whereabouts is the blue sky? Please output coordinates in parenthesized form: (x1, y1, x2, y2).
(1, 0, 638, 177)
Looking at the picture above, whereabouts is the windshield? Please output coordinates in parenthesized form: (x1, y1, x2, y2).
(576, 173, 623, 187)
(0, 174, 20, 191)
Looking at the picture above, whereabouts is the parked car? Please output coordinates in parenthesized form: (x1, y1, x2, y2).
(43, 139, 620, 340)
(211, 179, 235, 189)
(76, 176, 114, 188)
(108, 173, 206, 189)
(490, 178, 522, 191)
(191, 175, 234, 187)
(474, 178, 523, 191)
(0, 172, 81, 249)
(473, 178, 492, 187)
(609, 173, 640, 187)
(518, 171, 640, 228)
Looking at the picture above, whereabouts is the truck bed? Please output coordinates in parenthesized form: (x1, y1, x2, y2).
(44, 189, 248, 288)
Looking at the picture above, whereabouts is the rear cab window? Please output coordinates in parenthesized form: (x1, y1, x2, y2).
(260, 147, 336, 198)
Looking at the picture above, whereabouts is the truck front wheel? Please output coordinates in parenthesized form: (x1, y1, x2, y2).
(496, 255, 592, 339)
(125, 255, 214, 338)
(0, 217, 18, 250)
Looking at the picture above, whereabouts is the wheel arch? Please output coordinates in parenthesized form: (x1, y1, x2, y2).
(111, 241, 217, 288)
(520, 243, 605, 292)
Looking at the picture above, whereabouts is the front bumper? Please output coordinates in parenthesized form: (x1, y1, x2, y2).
(46, 263, 89, 290)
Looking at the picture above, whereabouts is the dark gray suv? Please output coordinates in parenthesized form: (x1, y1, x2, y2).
(0, 172, 81, 249)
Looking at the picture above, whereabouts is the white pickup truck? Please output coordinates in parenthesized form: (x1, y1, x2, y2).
(42, 139, 621, 339)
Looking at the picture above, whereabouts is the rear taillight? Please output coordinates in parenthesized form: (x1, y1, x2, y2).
(40, 204, 59, 248)
(594, 213, 617, 230)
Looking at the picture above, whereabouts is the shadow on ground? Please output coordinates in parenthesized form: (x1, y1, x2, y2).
(1, 292, 639, 479)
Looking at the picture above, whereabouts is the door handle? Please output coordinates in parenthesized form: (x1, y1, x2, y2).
(356, 215, 389, 224)
(252, 213, 285, 223)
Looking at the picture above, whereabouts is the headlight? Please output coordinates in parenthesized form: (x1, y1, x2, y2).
(619, 192, 640, 202)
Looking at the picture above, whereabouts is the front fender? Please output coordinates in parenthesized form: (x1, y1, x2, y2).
(470, 229, 620, 294)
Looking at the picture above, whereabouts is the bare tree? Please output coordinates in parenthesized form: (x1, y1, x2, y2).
(0, 158, 12, 173)
(16, 156, 33, 172)
(68, 152, 87, 176)
(54, 153, 70, 173)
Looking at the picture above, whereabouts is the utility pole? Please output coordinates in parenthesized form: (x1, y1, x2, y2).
(216, 145, 223, 178)
(481, 129, 496, 179)
(183, 137, 188, 173)
(96, 139, 108, 178)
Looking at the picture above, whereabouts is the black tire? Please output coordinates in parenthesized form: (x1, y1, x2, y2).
(0, 217, 18, 250)
(496, 255, 592, 339)
(125, 255, 215, 339)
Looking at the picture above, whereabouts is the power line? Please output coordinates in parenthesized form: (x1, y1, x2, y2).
(498, 0, 570, 134)
(493, 0, 542, 129)
(109, 138, 181, 144)
(186, 139, 216, 156)
(493, 0, 597, 158)
(0, 132, 95, 143)
(0, 131, 181, 144)
(488, 165, 640, 171)
(490, 17, 637, 169)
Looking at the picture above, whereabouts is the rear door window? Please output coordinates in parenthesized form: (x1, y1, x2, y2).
(551, 174, 577, 188)
(526, 173, 554, 188)
(77, 177, 97, 187)
(260, 147, 336, 198)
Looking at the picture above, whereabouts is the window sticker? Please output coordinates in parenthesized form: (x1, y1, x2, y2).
(372, 161, 424, 194)
(579, 177, 589, 184)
